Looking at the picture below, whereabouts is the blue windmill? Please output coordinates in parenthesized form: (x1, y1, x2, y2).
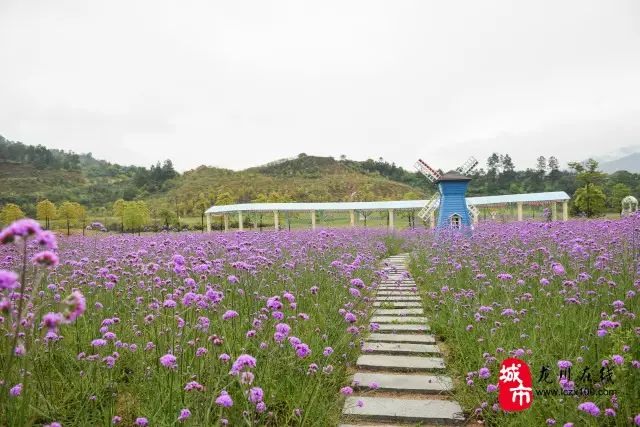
(414, 156, 479, 228)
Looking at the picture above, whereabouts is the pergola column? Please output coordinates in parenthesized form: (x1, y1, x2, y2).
(349, 210, 355, 227)
(253, 215, 258, 230)
(430, 210, 436, 228)
(274, 211, 279, 231)
(206, 213, 211, 232)
(223, 214, 229, 232)
(562, 201, 568, 221)
(238, 211, 243, 231)
(388, 209, 394, 230)
(551, 202, 557, 221)
(311, 210, 316, 230)
(517, 202, 523, 221)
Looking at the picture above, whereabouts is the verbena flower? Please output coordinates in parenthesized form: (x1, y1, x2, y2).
(222, 310, 238, 320)
(216, 390, 233, 407)
(577, 402, 600, 416)
(159, 354, 177, 369)
(0, 270, 19, 290)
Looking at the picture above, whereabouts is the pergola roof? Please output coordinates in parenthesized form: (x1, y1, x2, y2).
(206, 191, 570, 214)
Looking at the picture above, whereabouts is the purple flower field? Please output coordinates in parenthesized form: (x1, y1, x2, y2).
(409, 214, 640, 426)
(0, 221, 398, 426)
(1, 215, 639, 426)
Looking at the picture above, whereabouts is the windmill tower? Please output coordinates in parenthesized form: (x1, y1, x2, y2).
(414, 156, 479, 228)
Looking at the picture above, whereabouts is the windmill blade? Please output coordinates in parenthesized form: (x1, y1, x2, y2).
(456, 156, 478, 175)
(414, 159, 442, 183)
(467, 203, 479, 220)
(417, 193, 440, 220)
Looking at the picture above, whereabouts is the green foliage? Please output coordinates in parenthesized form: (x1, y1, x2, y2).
(569, 159, 608, 217)
(574, 185, 607, 217)
(0, 203, 24, 225)
(122, 201, 150, 232)
(158, 207, 177, 227)
(36, 199, 57, 229)
(215, 192, 235, 206)
(609, 183, 632, 210)
(58, 201, 85, 235)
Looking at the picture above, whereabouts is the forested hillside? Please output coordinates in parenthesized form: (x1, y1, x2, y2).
(2, 134, 640, 225)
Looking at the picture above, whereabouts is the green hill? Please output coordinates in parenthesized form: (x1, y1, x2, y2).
(0, 136, 426, 218)
(157, 156, 422, 217)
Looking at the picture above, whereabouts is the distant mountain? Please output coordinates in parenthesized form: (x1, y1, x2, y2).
(599, 152, 640, 173)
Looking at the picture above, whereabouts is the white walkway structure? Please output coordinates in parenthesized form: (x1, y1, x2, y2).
(205, 191, 570, 231)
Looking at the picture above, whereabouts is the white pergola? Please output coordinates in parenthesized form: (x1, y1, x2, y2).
(205, 191, 571, 231)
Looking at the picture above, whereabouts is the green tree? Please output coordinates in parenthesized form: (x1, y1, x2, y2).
(36, 199, 57, 229)
(253, 193, 270, 230)
(216, 192, 235, 206)
(1, 203, 25, 226)
(568, 159, 607, 217)
(402, 191, 421, 228)
(123, 201, 150, 234)
(609, 183, 632, 211)
(353, 188, 375, 226)
(113, 199, 125, 232)
(58, 201, 81, 236)
(194, 192, 210, 231)
(77, 204, 88, 236)
(574, 185, 606, 217)
(159, 207, 176, 228)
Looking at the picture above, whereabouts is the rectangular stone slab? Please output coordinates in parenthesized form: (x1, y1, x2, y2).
(377, 287, 416, 291)
(352, 372, 453, 393)
(377, 290, 416, 293)
(376, 291, 417, 296)
(339, 424, 404, 427)
(362, 342, 440, 355)
(357, 354, 445, 371)
(378, 280, 416, 286)
(378, 283, 415, 287)
(373, 302, 422, 308)
(342, 396, 464, 424)
(374, 324, 430, 332)
(373, 308, 424, 316)
(368, 333, 436, 344)
(375, 296, 421, 301)
(370, 316, 428, 323)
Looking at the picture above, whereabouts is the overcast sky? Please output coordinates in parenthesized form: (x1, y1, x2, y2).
(1, 1, 639, 172)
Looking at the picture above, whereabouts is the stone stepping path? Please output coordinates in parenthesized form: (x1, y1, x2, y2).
(340, 254, 464, 426)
